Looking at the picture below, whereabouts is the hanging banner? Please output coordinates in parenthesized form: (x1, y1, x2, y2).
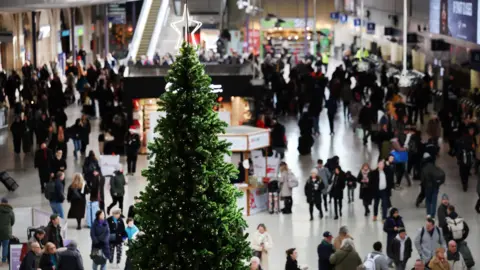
(330, 12, 340, 20)
(99, 155, 120, 176)
(340, 14, 348, 23)
(367, 22, 376, 34)
(10, 244, 29, 270)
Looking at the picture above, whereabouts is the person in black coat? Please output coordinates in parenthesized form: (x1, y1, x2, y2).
(34, 142, 53, 193)
(38, 242, 59, 270)
(317, 232, 335, 270)
(20, 241, 42, 270)
(79, 115, 91, 155)
(389, 228, 412, 270)
(90, 210, 110, 267)
(54, 108, 68, 129)
(125, 130, 140, 175)
(51, 149, 67, 175)
(67, 173, 89, 230)
(297, 113, 314, 155)
(285, 248, 301, 270)
(89, 170, 106, 212)
(10, 115, 25, 154)
(330, 167, 346, 220)
(83, 151, 101, 181)
(357, 163, 373, 216)
(305, 169, 325, 220)
(326, 98, 338, 135)
(270, 118, 287, 159)
(369, 160, 394, 222)
(35, 113, 51, 147)
(358, 102, 375, 145)
(383, 207, 405, 258)
(345, 171, 357, 203)
(107, 210, 127, 265)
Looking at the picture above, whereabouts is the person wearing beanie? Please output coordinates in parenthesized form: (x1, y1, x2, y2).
(384, 207, 405, 260)
(249, 256, 262, 270)
(57, 240, 84, 270)
(304, 169, 325, 220)
(390, 228, 412, 270)
(125, 127, 141, 175)
(436, 193, 450, 229)
(0, 198, 14, 266)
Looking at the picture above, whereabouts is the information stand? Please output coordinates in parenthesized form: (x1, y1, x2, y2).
(219, 126, 271, 216)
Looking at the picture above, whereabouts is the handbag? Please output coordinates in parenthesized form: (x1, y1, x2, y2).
(90, 248, 107, 264)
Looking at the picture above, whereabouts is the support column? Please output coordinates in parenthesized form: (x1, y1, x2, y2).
(245, 14, 249, 53)
(304, 0, 308, 55)
(104, 4, 109, 58)
(402, 0, 408, 74)
(313, 0, 317, 54)
(132, 1, 137, 29)
(32, 11, 38, 68)
(360, 0, 364, 51)
(71, 8, 77, 65)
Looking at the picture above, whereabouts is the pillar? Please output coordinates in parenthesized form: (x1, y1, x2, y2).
(304, 0, 308, 55)
(402, 0, 408, 74)
(132, 1, 137, 29)
(71, 8, 76, 65)
(104, 4, 109, 58)
(32, 11, 38, 68)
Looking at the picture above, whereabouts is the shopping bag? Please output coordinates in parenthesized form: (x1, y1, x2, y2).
(391, 150, 408, 163)
(86, 201, 100, 228)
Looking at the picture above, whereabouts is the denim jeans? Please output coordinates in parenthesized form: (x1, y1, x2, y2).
(425, 188, 439, 218)
(50, 202, 65, 219)
(92, 262, 106, 270)
(373, 189, 389, 219)
(1, 239, 9, 262)
(73, 139, 82, 159)
(312, 115, 320, 134)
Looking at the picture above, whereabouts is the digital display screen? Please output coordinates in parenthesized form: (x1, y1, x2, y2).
(430, 0, 479, 43)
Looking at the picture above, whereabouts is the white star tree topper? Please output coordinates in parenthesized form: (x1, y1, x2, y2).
(171, 4, 202, 49)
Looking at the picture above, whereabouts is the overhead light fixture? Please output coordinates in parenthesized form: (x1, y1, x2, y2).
(288, 36, 292, 40)
(306, 27, 310, 31)
(307, 35, 311, 40)
(294, 35, 299, 40)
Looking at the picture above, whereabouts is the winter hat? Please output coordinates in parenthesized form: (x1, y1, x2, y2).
(1, 198, 7, 203)
(250, 256, 261, 265)
(311, 169, 318, 174)
(441, 193, 449, 201)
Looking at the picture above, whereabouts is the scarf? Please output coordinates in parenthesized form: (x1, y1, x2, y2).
(361, 169, 369, 183)
(446, 251, 460, 261)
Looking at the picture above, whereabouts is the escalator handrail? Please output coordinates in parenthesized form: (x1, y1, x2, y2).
(147, 0, 170, 58)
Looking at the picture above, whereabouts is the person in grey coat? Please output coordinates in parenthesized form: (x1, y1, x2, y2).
(414, 218, 447, 265)
(316, 159, 331, 212)
(364, 241, 389, 270)
(58, 241, 84, 270)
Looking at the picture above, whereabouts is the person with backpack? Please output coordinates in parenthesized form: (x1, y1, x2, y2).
(362, 241, 389, 270)
(278, 162, 298, 214)
(389, 228, 412, 270)
(106, 168, 127, 215)
(316, 159, 331, 212)
(414, 218, 446, 266)
(456, 129, 475, 192)
(304, 169, 325, 220)
(442, 205, 469, 243)
(329, 166, 346, 220)
(420, 153, 445, 218)
(46, 172, 66, 219)
(446, 240, 468, 270)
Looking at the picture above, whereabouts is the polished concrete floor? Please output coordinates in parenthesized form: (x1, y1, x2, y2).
(1, 65, 479, 270)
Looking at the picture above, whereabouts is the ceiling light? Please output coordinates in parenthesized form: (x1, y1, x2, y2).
(294, 35, 299, 40)
(279, 27, 283, 31)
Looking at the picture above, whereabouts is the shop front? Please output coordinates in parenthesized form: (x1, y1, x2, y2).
(124, 73, 263, 154)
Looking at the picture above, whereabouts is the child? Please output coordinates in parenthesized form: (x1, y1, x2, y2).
(125, 218, 139, 241)
(345, 171, 357, 203)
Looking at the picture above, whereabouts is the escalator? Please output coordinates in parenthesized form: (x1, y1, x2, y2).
(136, 0, 163, 57)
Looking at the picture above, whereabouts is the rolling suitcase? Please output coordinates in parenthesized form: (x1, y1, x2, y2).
(0, 171, 19, 192)
(86, 201, 100, 228)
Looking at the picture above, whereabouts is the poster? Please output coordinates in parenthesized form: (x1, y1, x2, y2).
(251, 150, 281, 178)
(249, 187, 268, 215)
(99, 155, 120, 176)
(430, 0, 478, 43)
(10, 244, 28, 270)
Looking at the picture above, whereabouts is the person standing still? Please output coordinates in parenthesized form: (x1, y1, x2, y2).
(125, 128, 140, 175)
(0, 198, 15, 266)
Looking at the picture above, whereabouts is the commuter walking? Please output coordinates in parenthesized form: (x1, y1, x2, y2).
(421, 153, 445, 218)
(106, 168, 127, 215)
(414, 218, 446, 265)
(34, 142, 53, 193)
(330, 238, 362, 270)
(91, 210, 110, 270)
(251, 224, 273, 270)
(304, 169, 325, 220)
(125, 129, 141, 175)
(0, 198, 15, 266)
(317, 231, 334, 270)
(107, 209, 127, 268)
(389, 228, 412, 270)
(57, 241, 84, 270)
(67, 173, 89, 230)
(45, 172, 66, 218)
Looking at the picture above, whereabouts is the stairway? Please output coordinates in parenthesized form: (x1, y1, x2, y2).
(137, 0, 163, 57)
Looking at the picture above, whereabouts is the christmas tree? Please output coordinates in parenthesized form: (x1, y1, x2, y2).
(127, 43, 251, 270)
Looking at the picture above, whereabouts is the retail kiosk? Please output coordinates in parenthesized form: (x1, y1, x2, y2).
(219, 126, 271, 216)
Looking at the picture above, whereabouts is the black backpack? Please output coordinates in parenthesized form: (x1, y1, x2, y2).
(432, 165, 446, 187)
(44, 181, 56, 200)
(461, 150, 475, 167)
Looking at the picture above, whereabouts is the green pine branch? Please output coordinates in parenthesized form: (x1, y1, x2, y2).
(127, 43, 251, 270)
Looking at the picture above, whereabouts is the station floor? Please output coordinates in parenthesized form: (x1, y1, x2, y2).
(1, 70, 479, 270)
